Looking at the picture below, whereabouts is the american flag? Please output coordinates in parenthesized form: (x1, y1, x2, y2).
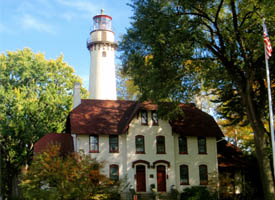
(263, 22, 272, 59)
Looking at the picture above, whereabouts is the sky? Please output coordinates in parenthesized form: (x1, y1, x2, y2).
(0, 0, 133, 89)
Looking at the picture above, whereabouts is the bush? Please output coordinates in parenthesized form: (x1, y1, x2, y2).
(20, 144, 121, 200)
(181, 186, 217, 200)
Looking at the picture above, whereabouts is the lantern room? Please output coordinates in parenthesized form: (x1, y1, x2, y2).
(93, 9, 112, 31)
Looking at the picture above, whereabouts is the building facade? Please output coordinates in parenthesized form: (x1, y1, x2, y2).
(66, 10, 223, 195)
(67, 100, 223, 194)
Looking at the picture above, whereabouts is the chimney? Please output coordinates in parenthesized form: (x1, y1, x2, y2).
(73, 82, 81, 109)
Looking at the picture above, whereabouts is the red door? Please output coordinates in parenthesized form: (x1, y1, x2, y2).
(136, 165, 146, 192)
(157, 165, 166, 192)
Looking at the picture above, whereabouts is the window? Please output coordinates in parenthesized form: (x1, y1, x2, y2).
(89, 135, 99, 153)
(141, 110, 148, 125)
(199, 165, 208, 185)
(156, 136, 165, 154)
(109, 135, 119, 153)
(180, 165, 189, 185)
(198, 136, 207, 154)
(110, 164, 119, 181)
(179, 136, 188, 154)
(136, 135, 145, 153)
(102, 51, 107, 57)
(151, 110, 158, 125)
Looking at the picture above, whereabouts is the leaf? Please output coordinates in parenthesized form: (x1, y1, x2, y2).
(0, 48, 88, 198)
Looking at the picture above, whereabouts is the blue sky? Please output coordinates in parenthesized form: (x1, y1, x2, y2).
(0, 0, 133, 89)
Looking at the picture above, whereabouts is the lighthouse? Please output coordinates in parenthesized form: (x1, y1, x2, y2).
(87, 9, 117, 100)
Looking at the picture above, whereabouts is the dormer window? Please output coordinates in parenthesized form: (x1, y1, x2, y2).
(141, 110, 148, 125)
(151, 110, 158, 125)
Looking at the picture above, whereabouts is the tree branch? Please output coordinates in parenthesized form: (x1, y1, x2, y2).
(230, 0, 248, 69)
(215, 0, 224, 25)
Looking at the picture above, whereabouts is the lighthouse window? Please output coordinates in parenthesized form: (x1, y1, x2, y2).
(102, 51, 107, 57)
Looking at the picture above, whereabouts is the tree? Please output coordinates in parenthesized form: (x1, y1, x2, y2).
(20, 144, 120, 200)
(119, 0, 275, 199)
(117, 68, 141, 100)
(0, 48, 87, 198)
(219, 119, 254, 151)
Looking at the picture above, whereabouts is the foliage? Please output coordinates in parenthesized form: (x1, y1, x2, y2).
(0, 48, 87, 198)
(181, 186, 217, 200)
(117, 68, 141, 100)
(219, 119, 274, 155)
(219, 170, 262, 200)
(219, 120, 255, 154)
(119, 0, 275, 199)
(120, 0, 274, 120)
(20, 144, 120, 200)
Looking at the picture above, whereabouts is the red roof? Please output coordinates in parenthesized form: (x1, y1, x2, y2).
(67, 99, 223, 138)
(170, 104, 224, 137)
(34, 133, 74, 155)
(69, 99, 139, 135)
(217, 140, 248, 168)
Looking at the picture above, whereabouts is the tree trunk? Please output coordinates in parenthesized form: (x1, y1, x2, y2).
(245, 92, 275, 200)
(11, 174, 19, 199)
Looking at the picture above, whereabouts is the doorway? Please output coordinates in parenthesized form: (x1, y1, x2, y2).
(157, 165, 166, 192)
(136, 165, 146, 192)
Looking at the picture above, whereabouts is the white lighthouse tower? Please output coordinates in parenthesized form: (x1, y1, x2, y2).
(87, 9, 117, 100)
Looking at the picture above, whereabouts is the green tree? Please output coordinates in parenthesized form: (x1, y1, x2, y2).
(117, 68, 141, 100)
(20, 144, 120, 200)
(219, 120, 255, 153)
(119, 0, 275, 199)
(0, 48, 87, 198)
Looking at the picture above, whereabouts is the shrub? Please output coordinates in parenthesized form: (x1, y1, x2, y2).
(20, 144, 121, 200)
(181, 186, 217, 200)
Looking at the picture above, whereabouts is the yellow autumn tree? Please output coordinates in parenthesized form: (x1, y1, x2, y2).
(20, 144, 121, 200)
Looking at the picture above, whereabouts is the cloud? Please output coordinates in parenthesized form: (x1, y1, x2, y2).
(21, 14, 55, 34)
(17, 1, 54, 19)
(60, 12, 76, 21)
(60, 11, 89, 22)
(56, 0, 99, 14)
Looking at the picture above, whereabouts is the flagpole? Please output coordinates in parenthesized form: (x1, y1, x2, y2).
(263, 18, 275, 179)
